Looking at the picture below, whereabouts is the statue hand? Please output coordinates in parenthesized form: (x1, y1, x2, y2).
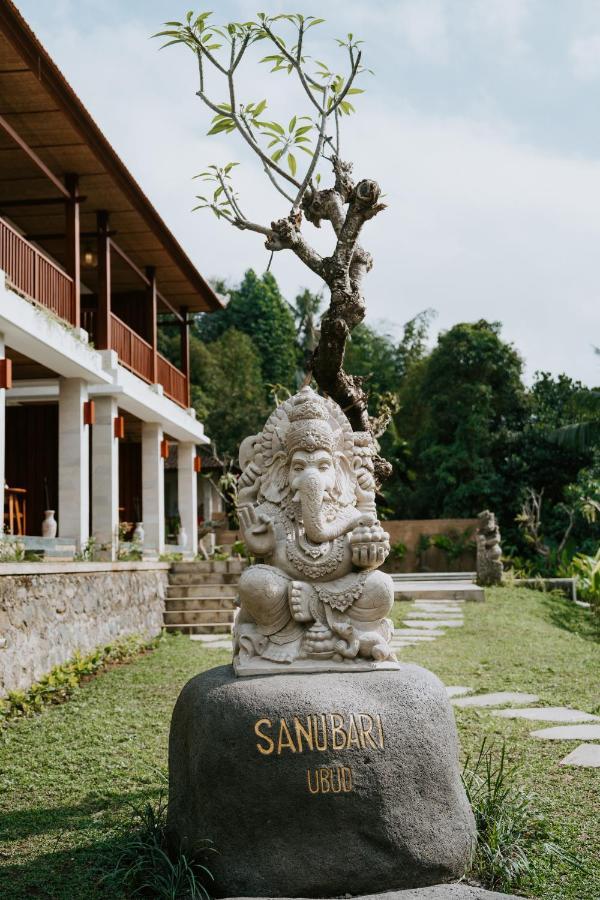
(349, 522, 390, 569)
(238, 505, 276, 556)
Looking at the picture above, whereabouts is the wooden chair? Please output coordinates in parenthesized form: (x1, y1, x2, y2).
(4, 486, 27, 536)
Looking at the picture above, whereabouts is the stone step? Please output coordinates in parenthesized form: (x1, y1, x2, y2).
(165, 623, 233, 634)
(168, 575, 240, 591)
(167, 582, 238, 597)
(168, 572, 238, 586)
(392, 571, 476, 583)
(170, 559, 247, 576)
(165, 596, 237, 612)
(164, 609, 235, 626)
(394, 583, 484, 602)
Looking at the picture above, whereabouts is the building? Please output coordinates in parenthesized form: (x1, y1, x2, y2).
(0, 0, 222, 558)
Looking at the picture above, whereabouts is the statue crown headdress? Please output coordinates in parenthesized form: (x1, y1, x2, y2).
(284, 387, 338, 455)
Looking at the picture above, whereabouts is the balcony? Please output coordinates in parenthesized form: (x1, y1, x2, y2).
(0, 217, 76, 325)
(1, 215, 190, 409)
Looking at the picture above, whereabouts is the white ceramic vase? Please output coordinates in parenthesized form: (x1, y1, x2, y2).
(177, 526, 188, 550)
(133, 522, 145, 543)
(41, 510, 57, 539)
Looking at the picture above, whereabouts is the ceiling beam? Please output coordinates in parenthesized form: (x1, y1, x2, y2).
(156, 289, 183, 322)
(0, 113, 69, 198)
(0, 196, 86, 208)
(110, 238, 151, 287)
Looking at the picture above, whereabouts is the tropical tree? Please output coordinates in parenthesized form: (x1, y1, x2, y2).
(395, 320, 529, 518)
(190, 328, 269, 458)
(155, 11, 390, 482)
(196, 269, 297, 390)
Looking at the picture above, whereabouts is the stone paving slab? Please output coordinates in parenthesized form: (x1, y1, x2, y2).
(225, 885, 521, 899)
(405, 619, 464, 628)
(412, 604, 464, 611)
(493, 707, 599, 723)
(559, 743, 600, 767)
(452, 692, 539, 708)
(531, 724, 600, 741)
(392, 635, 439, 643)
(446, 686, 473, 697)
(406, 612, 464, 619)
(394, 630, 445, 638)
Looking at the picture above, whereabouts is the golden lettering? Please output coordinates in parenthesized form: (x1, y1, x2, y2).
(277, 717, 297, 755)
(358, 713, 379, 750)
(293, 716, 314, 753)
(329, 713, 347, 750)
(312, 714, 327, 751)
(346, 714, 361, 749)
(307, 768, 320, 794)
(254, 718, 274, 755)
(319, 767, 331, 793)
(342, 766, 353, 791)
(330, 767, 342, 793)
(375, 713, 385, 749)
(255, 712, 384, 756)
(306, 765, 354, 794)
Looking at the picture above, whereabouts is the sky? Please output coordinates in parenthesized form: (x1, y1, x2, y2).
(13, 0, 600, 386)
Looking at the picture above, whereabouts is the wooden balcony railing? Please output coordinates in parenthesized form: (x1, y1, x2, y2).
(109, 315, 188, 407)
(110, 313, 153, 383)
(157, 353, 188, 408)
(0, 217, 75, 325)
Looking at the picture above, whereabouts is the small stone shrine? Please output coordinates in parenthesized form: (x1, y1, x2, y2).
(476, 509, 503, 587)
(168, 388, 477, 897)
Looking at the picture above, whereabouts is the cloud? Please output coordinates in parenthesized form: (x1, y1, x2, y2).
(466, 0, 534, 54)
(12, 0, 600, 388)
(569, 33, 600, 80)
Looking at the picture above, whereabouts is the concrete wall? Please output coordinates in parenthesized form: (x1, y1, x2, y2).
(381, 519, 479, 573)
(0, 562, 169, 696)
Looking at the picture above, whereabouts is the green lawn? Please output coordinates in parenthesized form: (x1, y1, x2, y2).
(0, 587, 598, 899)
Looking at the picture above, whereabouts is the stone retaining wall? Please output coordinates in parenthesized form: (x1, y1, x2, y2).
(0, 564, 169, 696)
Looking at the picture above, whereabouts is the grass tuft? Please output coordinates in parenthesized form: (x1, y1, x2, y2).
(103, 790, 214, 899)
(463, 738, 583, 893)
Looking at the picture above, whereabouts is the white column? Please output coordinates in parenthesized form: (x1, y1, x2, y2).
(177, 442, 198, 556)
(91, 396, 119, 559)
(142, 422, 164, 556)
(0, 333, 5, 532)
(58, 377, 89, 549)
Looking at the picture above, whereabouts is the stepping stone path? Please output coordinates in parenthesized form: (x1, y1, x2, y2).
(391, 596, 465, 653)
(448, 691, 600, 769)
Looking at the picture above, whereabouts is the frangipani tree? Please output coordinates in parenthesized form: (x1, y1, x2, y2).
(155, 10, 390, 483)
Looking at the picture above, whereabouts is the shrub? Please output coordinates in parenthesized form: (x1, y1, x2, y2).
(570, 547, 600, 613)
(463, 739, 581, 892)
(103, 791, 214, 899)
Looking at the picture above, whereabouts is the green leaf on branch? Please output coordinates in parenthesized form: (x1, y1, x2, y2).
(287, 153, 297, 176)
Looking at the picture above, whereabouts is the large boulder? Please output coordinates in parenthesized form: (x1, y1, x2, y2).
(168, 664, 476, 898)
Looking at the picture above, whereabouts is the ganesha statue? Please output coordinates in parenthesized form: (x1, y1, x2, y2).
(233, 386, 399, 675)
